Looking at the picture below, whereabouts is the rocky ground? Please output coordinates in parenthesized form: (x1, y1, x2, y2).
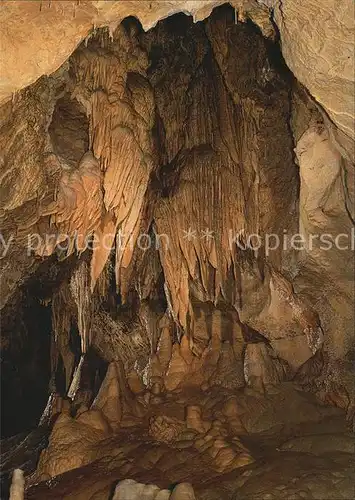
(2, 380, 353, 500)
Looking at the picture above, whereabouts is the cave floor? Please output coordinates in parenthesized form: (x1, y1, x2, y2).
(18, 383, 355, 500)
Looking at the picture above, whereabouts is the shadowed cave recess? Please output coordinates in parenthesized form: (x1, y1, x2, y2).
(0, 4, 354, 500)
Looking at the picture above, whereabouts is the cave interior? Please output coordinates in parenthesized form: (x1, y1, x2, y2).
(0, 4, 354, 500)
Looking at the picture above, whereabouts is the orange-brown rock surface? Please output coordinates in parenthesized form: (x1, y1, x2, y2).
(0, 4, 354, 500)
(1, 0, 353, 142)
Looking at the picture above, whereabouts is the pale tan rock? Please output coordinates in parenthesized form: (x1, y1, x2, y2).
(2, 0, 353, 146)
(127, 369, 145, 395)
(165, 345, 189, 392)
(113, 480, 195, 500)
(34, 409, 110, 479)
(180, 335, 194, 365)
(155, 491, 171, 500)
(113, 480, 146, 500)
(186, 405, 211, 434)
(295, 122, 354, 361)
(170, 483, 196, 499)
(272, 0, 354, 140)
(243, 269, 322, 370)
(157, 326, 173, 373)
(209, 341, 245, 389)
(244, 343, 290, 391)
(91, 362, 122, 431)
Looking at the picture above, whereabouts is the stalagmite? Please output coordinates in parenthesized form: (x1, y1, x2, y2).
(113, 480, 195, 500)
(127, 369, 145, 395)
(91, 362, 122, 431)
(157, 321, 173, 373)
(33, 407, 111, 480)
(164, 344, 189, 392)
(67, 355, 85, 400)
(9, 469, 24, 500)
(186, 405, 211, 434)
(170, 483, 196, 500)
(67, 261, 94, 398)
(38, 392, 58, 426)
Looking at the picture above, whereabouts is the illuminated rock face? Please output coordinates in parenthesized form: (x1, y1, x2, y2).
(112, 480, 196, 500)
(1, 0, 354, 143)
(0, 3, 354, 500)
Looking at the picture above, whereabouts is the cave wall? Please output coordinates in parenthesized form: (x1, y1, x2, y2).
(0, 3, 354, 439)
(0, 0, 354, 144)
(1, 295, 51, 437)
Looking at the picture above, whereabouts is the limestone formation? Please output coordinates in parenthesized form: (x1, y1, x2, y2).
(186, 405, 211, 434)
(113, 480, 196, 500)
(91, 362, 122, 431)
(33, 408, 111, 480)
(149, 415, 186, 444)
(1, 0, 353, 142)
(244, 342, 291, 391)
(0, 3, 354, 500)
(9, 469, 24, 500)
(170, 483, 196, 500)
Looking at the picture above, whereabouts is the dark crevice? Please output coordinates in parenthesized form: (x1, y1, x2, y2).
(48, 93, 89, 168)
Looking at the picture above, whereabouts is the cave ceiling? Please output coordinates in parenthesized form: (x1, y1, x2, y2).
(0, 0, 354, 144)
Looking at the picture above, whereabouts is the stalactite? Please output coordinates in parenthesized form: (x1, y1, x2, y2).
(67, 355, 85, 400)
(70, 261, 93, 354)
(38, 392, 56, 426)
(70, 23, 156, 294)
(144, 10, 298, 334)
(91, 311, 150, 373)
